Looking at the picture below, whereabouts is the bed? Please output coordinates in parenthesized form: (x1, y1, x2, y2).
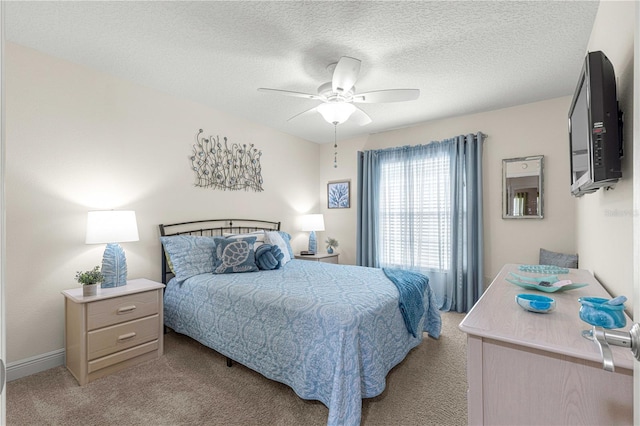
(159, 219, 442, 426)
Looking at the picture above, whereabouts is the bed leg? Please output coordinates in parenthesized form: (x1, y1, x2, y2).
(226, 357, 233, 367)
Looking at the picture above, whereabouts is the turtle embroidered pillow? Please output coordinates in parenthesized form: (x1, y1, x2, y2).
(213, 236, 259, 274)
(223, 230, 265, 250)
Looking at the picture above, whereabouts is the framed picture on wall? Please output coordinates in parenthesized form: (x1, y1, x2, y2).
(327, 180, 350, 209)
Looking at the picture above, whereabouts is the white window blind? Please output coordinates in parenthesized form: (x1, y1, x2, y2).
(378, 152, 451, 272)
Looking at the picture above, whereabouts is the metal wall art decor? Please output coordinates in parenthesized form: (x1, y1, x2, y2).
(190, 129, 264, 192)
(327, 180, 350, 209)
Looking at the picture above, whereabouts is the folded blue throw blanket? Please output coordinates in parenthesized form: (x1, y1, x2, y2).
(383, 268, 430, 338)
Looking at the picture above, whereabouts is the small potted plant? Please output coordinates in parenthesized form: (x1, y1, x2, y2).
(75, 266, 104, 296)
(325, 237, 339, 254)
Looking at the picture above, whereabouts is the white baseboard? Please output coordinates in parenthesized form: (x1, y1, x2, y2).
(6, 349, 65, 382)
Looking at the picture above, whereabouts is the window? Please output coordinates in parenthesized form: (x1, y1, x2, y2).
(357, 133, 485, 312)
(378, 151, 451, 272)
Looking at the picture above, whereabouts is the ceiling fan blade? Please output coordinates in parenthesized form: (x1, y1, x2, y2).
(286, 106, 320, 122)
(352, 89, 420, 103)
(258, 88, 322, 100)
(350, 106, 372, 126)
(332, 56, 361, 94)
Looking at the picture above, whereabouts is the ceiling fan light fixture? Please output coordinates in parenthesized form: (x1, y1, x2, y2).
(259, 56, 419, 128)
(317, 102, 356, 125)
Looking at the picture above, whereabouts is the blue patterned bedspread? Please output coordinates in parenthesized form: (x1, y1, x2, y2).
(164, 259, 441, 426)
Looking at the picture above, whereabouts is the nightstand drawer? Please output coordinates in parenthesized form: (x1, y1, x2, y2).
(88, 340, 159, 374)
(319, 256, 338, 264)
(87, 290, 159, 330)
(87, 314, 159, 360)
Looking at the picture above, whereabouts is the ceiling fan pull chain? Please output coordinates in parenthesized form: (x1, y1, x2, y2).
(334, 122, 338, 168)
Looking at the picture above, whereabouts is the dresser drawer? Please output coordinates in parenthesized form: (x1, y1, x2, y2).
(87, 314, 159, 360)
(87, 290, 159, 330)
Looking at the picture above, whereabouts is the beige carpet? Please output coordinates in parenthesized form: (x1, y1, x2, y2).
(7, 312, 467, 426)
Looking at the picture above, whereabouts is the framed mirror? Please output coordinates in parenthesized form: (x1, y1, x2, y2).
(502, 155, 543, 219)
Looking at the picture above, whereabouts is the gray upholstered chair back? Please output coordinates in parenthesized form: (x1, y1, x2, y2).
(539, 248, 578, 268)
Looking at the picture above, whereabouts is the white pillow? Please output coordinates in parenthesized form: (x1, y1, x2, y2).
(265, 231, 291, 265)
(223, 230, 265, 242)
(223, 230, 265, 249)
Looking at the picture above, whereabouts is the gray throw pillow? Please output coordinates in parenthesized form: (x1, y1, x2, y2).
(539, 248, 578, 268)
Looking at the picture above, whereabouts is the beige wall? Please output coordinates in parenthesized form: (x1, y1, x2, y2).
(320, 97, 578, 283)
(320, 2, 636, 301)
(575, 1, 635, 299)
(5, 43, 320, 362)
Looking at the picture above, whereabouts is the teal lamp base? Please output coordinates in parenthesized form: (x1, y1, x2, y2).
(101, 243, 128, 288)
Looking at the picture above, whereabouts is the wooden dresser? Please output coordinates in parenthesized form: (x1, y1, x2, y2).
(62, 278, 165, 385)
(459, 264, 633, 425)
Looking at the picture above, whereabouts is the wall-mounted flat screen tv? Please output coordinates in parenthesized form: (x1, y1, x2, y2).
(568, 50, 622, 197)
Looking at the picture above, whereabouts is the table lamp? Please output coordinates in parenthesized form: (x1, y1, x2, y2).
(300, 214, 325, 254)
(85, 210, 139, 288)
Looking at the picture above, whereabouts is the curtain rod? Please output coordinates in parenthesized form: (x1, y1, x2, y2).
(358, 132, 488, 156)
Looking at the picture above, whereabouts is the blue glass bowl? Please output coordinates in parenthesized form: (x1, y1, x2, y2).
(578, 297, 626, 329)
(515, 293, 556, 313)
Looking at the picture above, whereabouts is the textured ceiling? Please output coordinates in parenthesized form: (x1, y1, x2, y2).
(5, 1, 599, 144)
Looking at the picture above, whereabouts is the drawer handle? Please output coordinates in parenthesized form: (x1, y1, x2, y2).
(117, 305, 137, 314)
(118, 332, 137, 341)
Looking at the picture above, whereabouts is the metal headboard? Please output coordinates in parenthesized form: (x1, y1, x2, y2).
(158, 219, 281, 284)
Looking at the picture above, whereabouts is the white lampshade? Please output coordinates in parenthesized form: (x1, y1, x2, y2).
(300, 214, 325, 232)
(317, 102, 356, 125)
(86, 210, 139, 244)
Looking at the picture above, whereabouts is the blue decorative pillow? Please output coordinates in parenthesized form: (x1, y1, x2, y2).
(277, 231, 295, 259)
(160, 235, 217, 283)
(265, 231, 291, 265)
(213, 236, 259, 274)
(255, 244, 284, 270)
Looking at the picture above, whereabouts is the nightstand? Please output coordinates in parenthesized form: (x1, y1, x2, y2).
(294, 252, 339, 264)
(62, 278, 165, 386)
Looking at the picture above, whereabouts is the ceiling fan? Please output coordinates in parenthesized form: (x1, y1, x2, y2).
(258, 56, 420, 126)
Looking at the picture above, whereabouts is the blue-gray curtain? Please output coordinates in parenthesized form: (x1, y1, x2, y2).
(356, 133, 485, 312)
(449, 133, 484, 312)
(356, 149, 380, 267)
